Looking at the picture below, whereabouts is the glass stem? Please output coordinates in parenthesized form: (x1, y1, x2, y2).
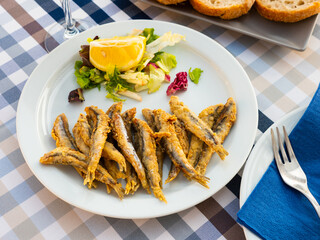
(61, 0, 79, 38)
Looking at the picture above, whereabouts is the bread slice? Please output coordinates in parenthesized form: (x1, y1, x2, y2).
(190, 0, 255, 19)
(156, 0, 187, 5)
(255, 0, 320, 22)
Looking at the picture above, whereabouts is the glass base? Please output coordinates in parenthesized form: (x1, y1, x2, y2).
(44, 19, 95, 53)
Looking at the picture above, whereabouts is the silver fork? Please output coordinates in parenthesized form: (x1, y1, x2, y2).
(271, 126, 320, 218)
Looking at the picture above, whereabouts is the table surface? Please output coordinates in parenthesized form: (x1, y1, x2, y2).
(1, 0, 320, 239)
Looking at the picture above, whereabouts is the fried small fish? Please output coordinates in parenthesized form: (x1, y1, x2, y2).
(153, 109, 209, 188)
(141, 109, 158, 131)
(124, 161, 140, 195)
(106, 102, 123, 118)
(52, 113, 78, 150)
(40, 147, 124, 199)
(120, 108, 142, 195)
(142, 108, 165, 188)
(133, 118, 166, 203)
(111, 111, 150, 193)
(174, 119, 189, 155)
(212, 98, 237, 142)
(121, 107, 137, 143)
(195, 98, 237, 175)
(166, 119, 190, 183)
(166, 164, 179, 184)
(187, 104, 224, 167)
(73, 113, 91, 156)
(104, 159, 126, 180)
(102, 141, 127, 172)
(169, 96, 228, 160)
(52, 113, 87, 180)
(84, 106, 110, 188)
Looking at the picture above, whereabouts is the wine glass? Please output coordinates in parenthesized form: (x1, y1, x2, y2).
(44, 0, 95, 52)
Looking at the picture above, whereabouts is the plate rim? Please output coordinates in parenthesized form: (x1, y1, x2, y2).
(17, 19, 258, 219)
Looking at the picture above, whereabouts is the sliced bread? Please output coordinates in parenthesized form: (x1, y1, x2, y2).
(255, 0, 320, 22)
(156, 0, 187, 5)
(190, 0, 255, 19)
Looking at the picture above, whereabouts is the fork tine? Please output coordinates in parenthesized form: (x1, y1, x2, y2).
(271, 128, 283, 166)
(276, 127, 290, 163)
(283, 126, 299, 165)
(272, 127, 320, 217)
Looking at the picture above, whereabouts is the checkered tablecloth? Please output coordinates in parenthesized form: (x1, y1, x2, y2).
(1, 0, 320, 239)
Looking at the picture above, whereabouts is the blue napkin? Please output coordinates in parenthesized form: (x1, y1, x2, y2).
(237, 84, 320, 240)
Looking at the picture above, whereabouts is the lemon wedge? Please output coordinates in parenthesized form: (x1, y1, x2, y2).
(89, 36, 146, 72)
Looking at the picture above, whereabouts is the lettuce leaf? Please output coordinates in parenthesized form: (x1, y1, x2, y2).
(106, 92, 126, 102)
(74, 61, 100, 89)
(188, 67, 203, 84)
(140, 28, 159, 45)
(153, 52, 177, 74)
(146, 31, 185, 54)
(147, 64, 166, 93)
(119, 71, 149, 85)
(89, 68, 105, 84)
(137, 31, 183, 72)
(136, 51, 155, 71)
(105, 67, 134, 101)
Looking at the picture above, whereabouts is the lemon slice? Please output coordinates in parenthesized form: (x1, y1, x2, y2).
(89, 36, 146, 72)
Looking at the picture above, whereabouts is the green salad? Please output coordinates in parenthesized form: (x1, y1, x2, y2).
(72, 28, 185, 102)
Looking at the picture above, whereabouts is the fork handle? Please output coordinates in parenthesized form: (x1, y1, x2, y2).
(301, 188, 320, 218)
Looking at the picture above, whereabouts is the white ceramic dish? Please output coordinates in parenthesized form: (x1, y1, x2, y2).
(239, 106, 306, 239)
(17, 20, 258, 219)
(140, 0, 318, 51)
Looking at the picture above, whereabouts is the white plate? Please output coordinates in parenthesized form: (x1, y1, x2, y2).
(140, 0, 318, 51)
(17, 20, 258, 219)
(239, 106, 306, 240)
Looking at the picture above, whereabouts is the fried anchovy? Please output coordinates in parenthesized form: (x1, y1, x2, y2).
(104, 159, 126, 180)
(78, 113, 92, 146)
(166, 119, 190, 183)
(75, 109, 126, 173)
(187, 104, 224, 168)
(153, 109, 209, 188)
(212, 98, 237, 141)
(120, 107, 142, 194)
(169, 96, 228, 160)
(174, 119, 189, 155)
(111, 111, 150, 193)
(103, 144, 137, 194)
(133, 118, 166, 203)
(51, 113, 89, 179)
(141, 109, 158, 131)
(40, 147, 124, 199)
(121, 107, 137, 142)
(106, 102, 123, 118)
(195, 98, 237, 175)
(142, 108, 165, 188)
(166, 164, 179, 184)
(84, 106, 110, 188)
(124, 161, 140, 195)
(132, 118, 143, 161)
(52, 113, 78, 150)
(73, 113, 91, 156)
(168, 104, 224, 183)
(102, 141, 127, 172)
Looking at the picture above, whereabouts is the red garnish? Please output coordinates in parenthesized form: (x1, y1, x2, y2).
(166, 72, 188, 96)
